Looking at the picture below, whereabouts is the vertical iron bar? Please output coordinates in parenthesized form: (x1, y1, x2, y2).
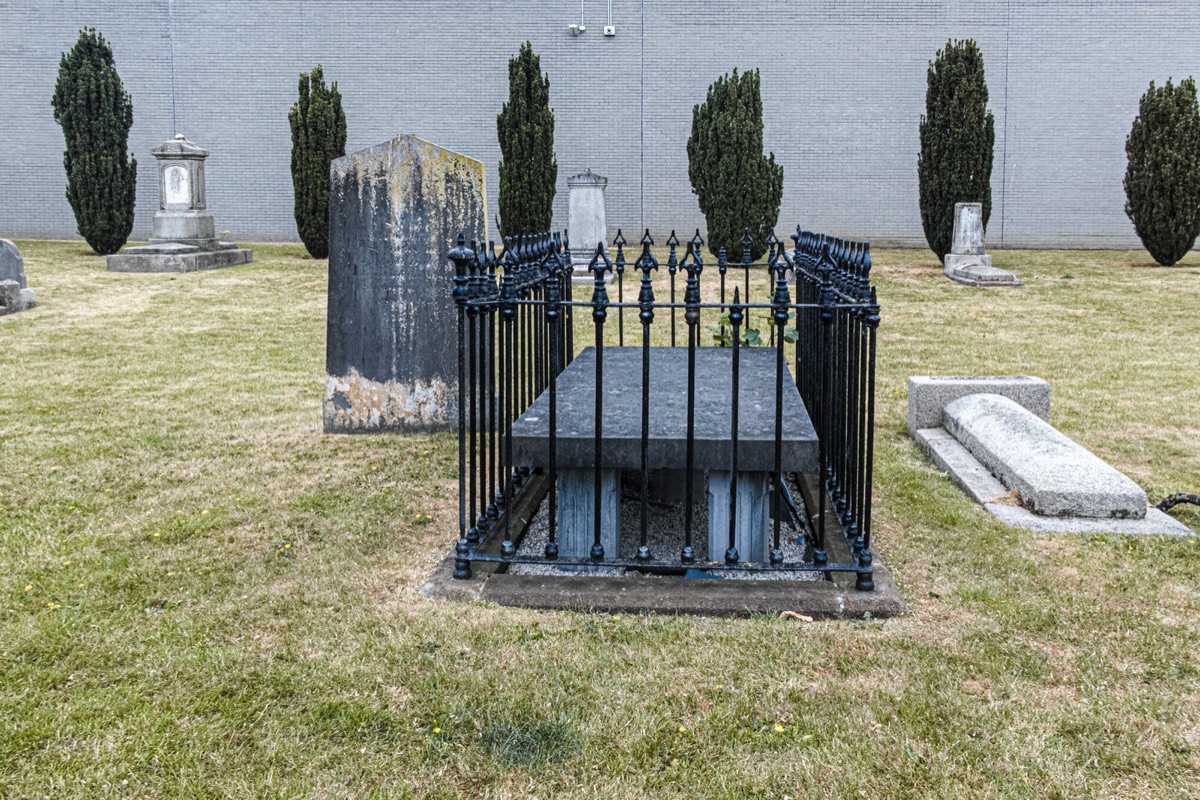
(726, 288, 742, 566)
(589, 243, 612, 561)
(450, 234, 472, 579)
(857, 286, 880, 591)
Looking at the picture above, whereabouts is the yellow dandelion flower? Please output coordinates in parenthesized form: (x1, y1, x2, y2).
(677, 726, 687, 734)
(201, 510, 209, 516)
(167, 571, 175, 576)
(153, 533, 161, 538)
(432, 727, 442, 734)
(670, 758, 680, 767)
(24, 584, 32, 592)
(284, 543, 291, 549)
(773, 724, 785, 733)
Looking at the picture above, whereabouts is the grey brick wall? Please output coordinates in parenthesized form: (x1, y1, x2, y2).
(2, 1, 1198, 248)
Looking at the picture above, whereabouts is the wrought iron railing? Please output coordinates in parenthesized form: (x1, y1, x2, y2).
(449, 225, 879, 590)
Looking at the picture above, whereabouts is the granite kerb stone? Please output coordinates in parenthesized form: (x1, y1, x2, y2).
(907, 375, 1050, 438)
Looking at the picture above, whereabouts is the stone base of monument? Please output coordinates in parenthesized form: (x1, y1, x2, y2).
(569, 256, 615, 284)
(909, 376, 1193, 536)
(421, 472, 905, 618)
(943, 254, 1020, 287)
(106, 241, 253, 273)
(0, 280, 36, 316)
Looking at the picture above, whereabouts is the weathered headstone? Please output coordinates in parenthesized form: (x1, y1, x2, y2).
(107, 134, 253, 273)
(943, 202, 1019, 287)
(0, 239, 35, 316)
(567, 169, 610, 283)
(323, 135, 487, 433)
(1, 239, 27, 288)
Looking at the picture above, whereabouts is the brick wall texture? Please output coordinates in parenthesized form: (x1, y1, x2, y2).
(3, 1, 1199, 248)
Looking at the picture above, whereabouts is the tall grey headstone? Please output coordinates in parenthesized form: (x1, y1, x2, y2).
(107, 134, 253, 273)
(567, 169, 610, 283)
(323, 135, 487, 433)
(0, 239, 35, 316)
(1, 239, 27, 289)
(943, 202, 1019, 287)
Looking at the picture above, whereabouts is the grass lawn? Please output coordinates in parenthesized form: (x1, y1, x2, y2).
(2, 240, 1198, 798)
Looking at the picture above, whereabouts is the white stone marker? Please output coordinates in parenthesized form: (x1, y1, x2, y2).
(943, 202, 1019, 287)
(567, 169, 610, 284)
(943, 393, 1147, 519)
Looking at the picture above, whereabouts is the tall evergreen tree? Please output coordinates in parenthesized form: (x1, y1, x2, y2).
(289, 65, 347, 259)
(497, 42, 557, 239)
(1124, 78, 1200, 266)
(51, 28, 137, 255)
(917, 39, 995, 261)
(686, 69, 783, 261)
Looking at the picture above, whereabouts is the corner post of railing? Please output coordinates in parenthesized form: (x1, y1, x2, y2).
(499, 239, 519, 558)
(449, 232, 475, 579)
(485, 242, 501, 521)
(588, 243, 613, 561)
(544, 249, 563, 560)
(634, 236, 658, 562)
(770, 247, 790, 567)
(726, 286, 743, 566)
(790, 228, 802, 386)
(857, 285, 880, 592)
(813, 242, 835, 567)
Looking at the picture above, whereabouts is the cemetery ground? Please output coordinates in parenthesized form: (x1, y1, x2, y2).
(2, 240, 1198, 798)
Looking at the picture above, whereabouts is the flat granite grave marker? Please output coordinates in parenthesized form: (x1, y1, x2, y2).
(323, 135, 487, 433)
(107, 135, 253, 273)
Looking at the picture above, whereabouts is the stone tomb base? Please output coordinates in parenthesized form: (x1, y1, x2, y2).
(944, 254, 1020, 287)
(107, 241, 253, 273)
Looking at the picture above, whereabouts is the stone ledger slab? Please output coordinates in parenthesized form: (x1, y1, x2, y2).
(943, 393, 1147, 519)
(323, 135, 487, 433)
(908, 375, 1050, 438)
(512, 347, 818, 472)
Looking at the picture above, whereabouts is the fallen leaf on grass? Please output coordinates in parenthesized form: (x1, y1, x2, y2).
(779, 611, 814, 622)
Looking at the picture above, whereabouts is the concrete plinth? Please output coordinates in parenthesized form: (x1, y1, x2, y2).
(707, 471, 770, 562)
(107, 242, 253, 273)
(557, 468, 621, 560)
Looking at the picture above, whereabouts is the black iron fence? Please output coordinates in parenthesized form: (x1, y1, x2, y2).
(449, 225, 879, 590)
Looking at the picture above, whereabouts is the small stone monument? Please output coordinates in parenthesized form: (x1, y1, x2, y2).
(323, 135, 487, 433)
(567, 169, 610, 284)
(943, 202, 1018, 287)
(106, 134, 253, 273)
(0, 239, 35, 316)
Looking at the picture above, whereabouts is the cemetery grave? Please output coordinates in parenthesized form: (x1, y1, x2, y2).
(910, 376, 1193, 534)
(106, 135, 253, 273)
(425, 227, 907, 617)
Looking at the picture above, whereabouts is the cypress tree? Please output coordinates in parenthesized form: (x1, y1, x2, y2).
(686, 69, 783, 261)
(917, 39, 995, 261)
(497, 42, 557, 239)
(289, 65, 347, 259)
(51, 28, 137, 256)
(1124, 78, 1200, 266)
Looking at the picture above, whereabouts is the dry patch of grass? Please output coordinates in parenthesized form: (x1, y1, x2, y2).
(0, 241, 1198, 798)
